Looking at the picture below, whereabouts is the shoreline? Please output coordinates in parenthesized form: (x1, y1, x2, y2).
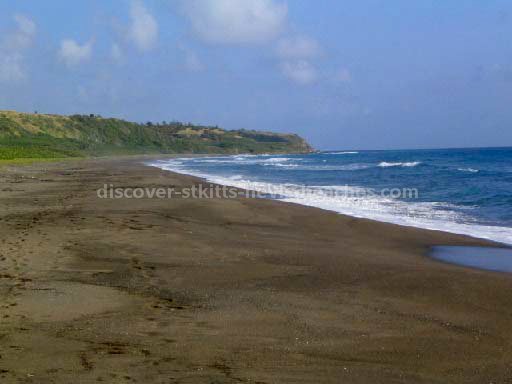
(148, 156, 512, 247)
(1, 157, 512, 383)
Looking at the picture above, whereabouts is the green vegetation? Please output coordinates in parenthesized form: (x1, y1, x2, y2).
(0, 111, 313, 160)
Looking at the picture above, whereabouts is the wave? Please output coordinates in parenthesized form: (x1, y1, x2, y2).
(458, 168, 479, 173)
(176, 155, 426, 172)
(184, 156, 296, 166)
(264, 163, 372, 171)
(149, 159, 512, 245)
(325, 151, 359, 155)
(378, 161, 421, 168)
(260, 157, 294, 164)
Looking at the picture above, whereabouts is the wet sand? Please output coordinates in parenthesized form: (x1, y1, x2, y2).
(1, 157, 512, 383)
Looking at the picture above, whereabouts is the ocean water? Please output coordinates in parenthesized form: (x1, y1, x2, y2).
(431, 246, 512, 272)
(150, 147, 512, 245)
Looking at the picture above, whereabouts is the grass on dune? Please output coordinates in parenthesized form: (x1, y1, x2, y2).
(0, 146, 74, 160)
(0, 111, 313, 162)
(0, 138, 81, 160)
(0, 157, 74, 166)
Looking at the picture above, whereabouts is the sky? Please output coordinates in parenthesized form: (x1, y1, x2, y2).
(1, 0, 512, 150)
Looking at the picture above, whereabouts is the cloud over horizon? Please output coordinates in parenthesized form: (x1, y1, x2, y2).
(0, 14, 36, 83)
(129, 0, 158, 52)
(179, 1, 322, 85)
(276, 36, 322, 85)
(181, 0, 287, 44)
(58, 39, 93, 67)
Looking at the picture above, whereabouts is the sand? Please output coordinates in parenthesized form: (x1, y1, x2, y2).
(1, 156, 512, 383)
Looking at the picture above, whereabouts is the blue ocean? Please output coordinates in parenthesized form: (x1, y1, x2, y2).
(151, 147, 512, 245)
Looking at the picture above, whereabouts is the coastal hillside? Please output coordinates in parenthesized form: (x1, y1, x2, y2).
(0, 111, 313, 160)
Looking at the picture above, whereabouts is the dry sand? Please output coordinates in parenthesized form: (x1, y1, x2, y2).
(1, 157, 512, 383)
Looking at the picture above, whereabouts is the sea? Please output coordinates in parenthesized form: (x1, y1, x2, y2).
(150, 147, 512, 245)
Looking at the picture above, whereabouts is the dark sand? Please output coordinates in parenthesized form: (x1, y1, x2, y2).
(1, 157, 512, 383)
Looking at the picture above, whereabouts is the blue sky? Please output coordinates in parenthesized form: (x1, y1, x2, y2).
(1, 0, 511, 150)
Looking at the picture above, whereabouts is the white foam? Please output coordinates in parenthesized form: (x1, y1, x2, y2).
(264, 163, 300, 168)
(149, 159, 512, 245)
(184, 156, 296, 166)
(325, 151, 359, 155)
(378, 161, 421, 168)
(263, 163, 371, 171)
(261, 157, 293, 163)
(458, 168, 479, 173)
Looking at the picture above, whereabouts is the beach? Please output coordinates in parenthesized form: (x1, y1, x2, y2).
(1, 157, 512, 383)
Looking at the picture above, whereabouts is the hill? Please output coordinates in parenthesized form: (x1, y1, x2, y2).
(0, 111, 313, 160)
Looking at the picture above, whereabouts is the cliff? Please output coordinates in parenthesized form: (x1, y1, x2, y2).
(0, 111, 314, 160)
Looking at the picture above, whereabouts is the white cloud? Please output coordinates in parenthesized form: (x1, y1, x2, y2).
(58, 39, 93, 67)
(276, 36, 321, 59)
(273, 34, 323, 85)
(5, 15, 36, 51)
(181, 0, 287, 44)
(280, 60, 317, 85)
(275, 35, 322, 85)
(0, 14, 36, 83)
(129, 0, 158, 51)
